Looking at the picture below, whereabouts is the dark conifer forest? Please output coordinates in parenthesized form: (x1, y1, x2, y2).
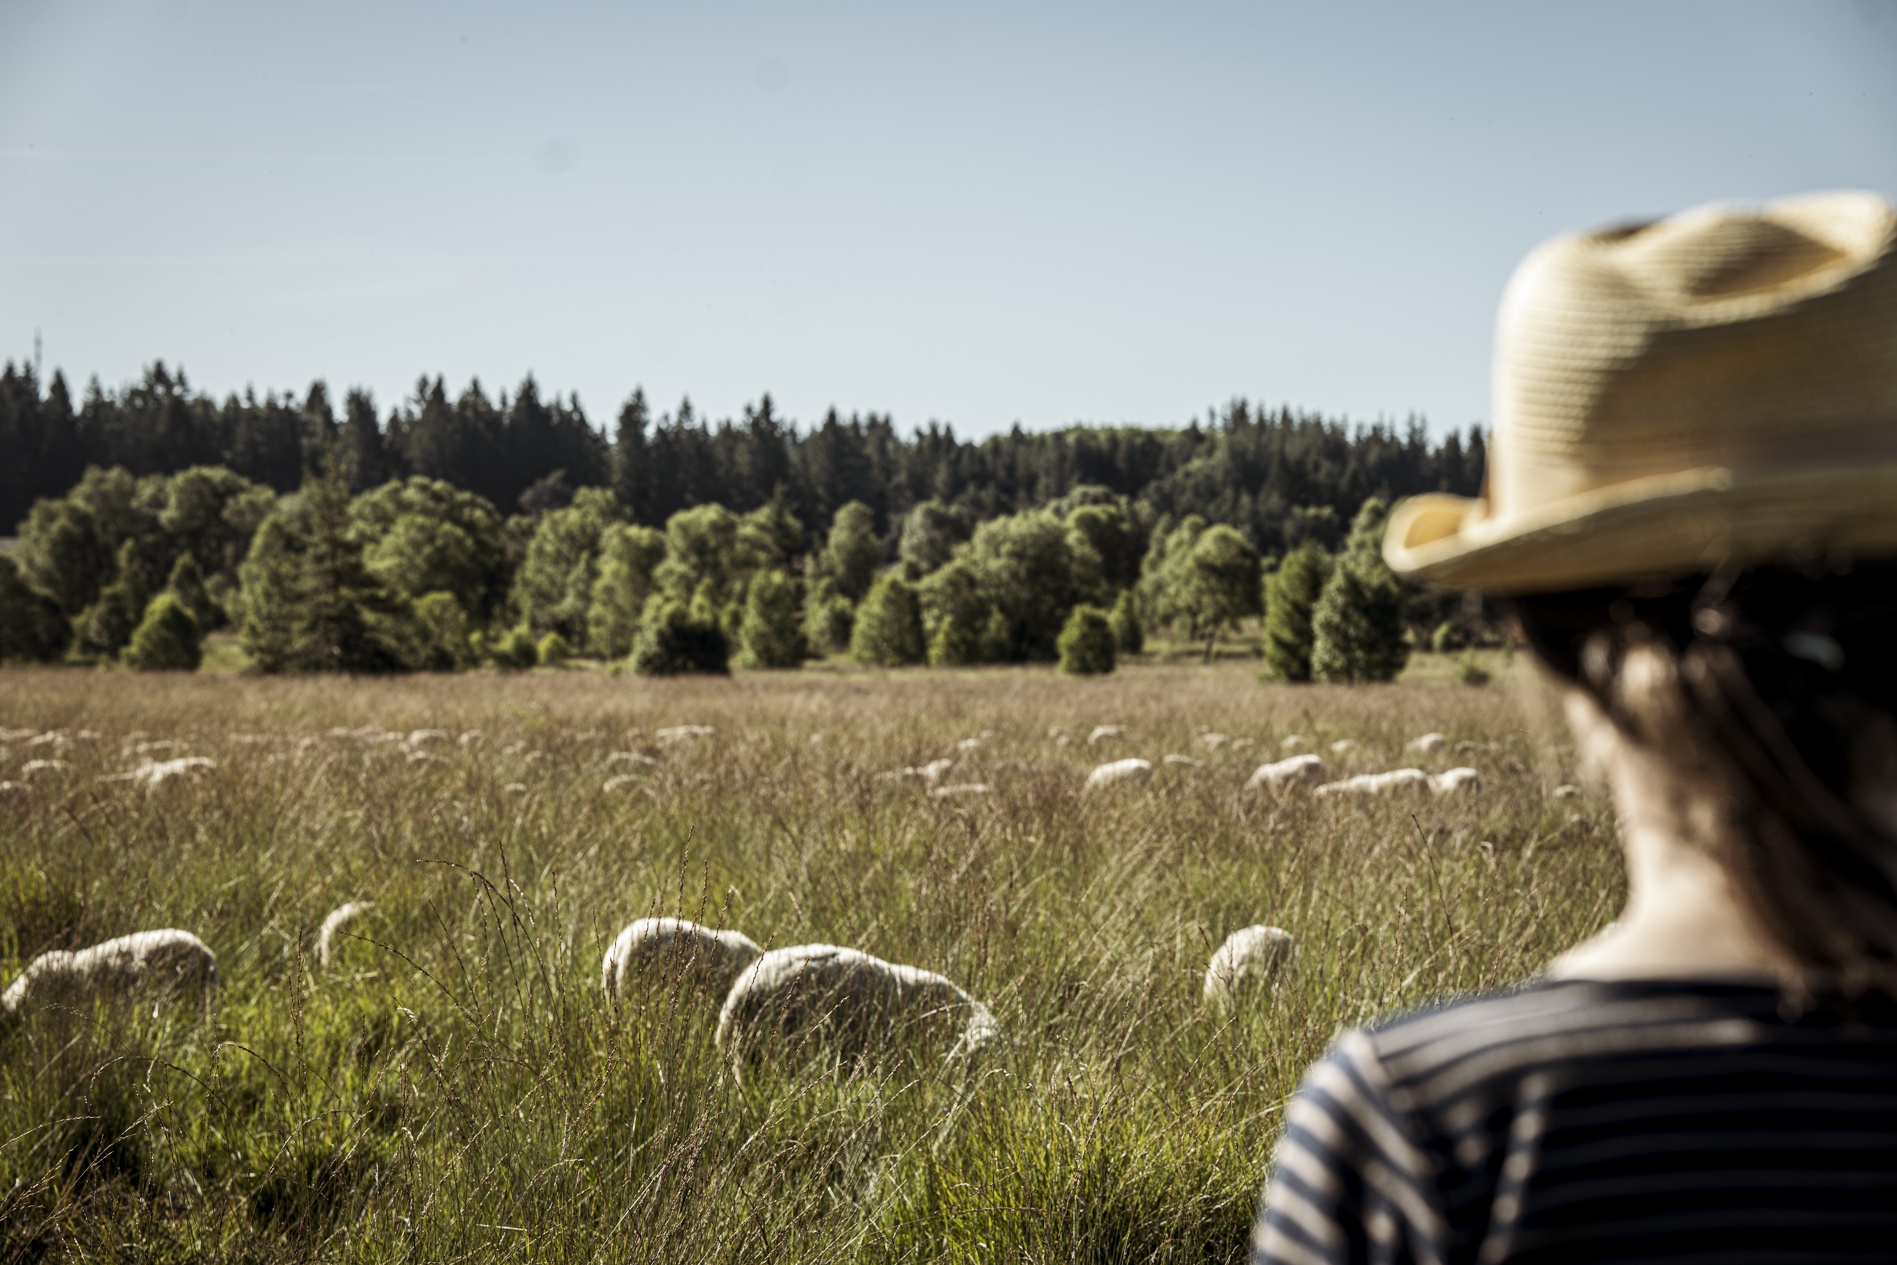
(0, 361, 1482, 548)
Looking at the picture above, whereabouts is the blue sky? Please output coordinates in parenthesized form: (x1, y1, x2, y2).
(2, 1, 1894, 439)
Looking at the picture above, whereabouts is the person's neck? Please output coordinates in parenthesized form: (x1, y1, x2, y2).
(1549, 719, 1802, 984)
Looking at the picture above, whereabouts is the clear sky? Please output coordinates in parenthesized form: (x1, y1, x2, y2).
(2, 1, 1894, 440)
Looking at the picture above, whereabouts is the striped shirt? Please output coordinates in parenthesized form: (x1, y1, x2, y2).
(1253, 979, 1897, 1265)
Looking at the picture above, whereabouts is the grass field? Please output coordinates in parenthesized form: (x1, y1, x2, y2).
(0, 657, 1618, 1263)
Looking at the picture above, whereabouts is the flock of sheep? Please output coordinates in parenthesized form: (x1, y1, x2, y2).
(3, 723, 1483, 1075)
(0, 912, 1299, 1076)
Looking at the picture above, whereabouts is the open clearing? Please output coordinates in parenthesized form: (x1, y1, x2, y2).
(0, 661, 1618, 1262)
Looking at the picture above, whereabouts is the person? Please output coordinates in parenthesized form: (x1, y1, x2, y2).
(1252, 189, 1897, 1264)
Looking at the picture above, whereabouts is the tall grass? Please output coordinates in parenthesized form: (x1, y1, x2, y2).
(0, 662, 1618, 1262)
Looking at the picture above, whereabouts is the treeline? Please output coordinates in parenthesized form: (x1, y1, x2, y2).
(0, 361, 1485, 553)
(1, 452, 1488, 679)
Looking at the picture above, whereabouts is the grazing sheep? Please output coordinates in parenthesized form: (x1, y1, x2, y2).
(108, 756, 217, 790)
(929, 782, 991, 799)
(1246, 754, 1325, 791)
(1407, 732, 1447, 754)
(716, 944, 998, 1081)
(315, 901, 375, 970)
(1428, 767, 1481, 795)
(601, 918, 763, 1004)
(1087, 725, 1125, 746)
(1204, 925, 1297, 1010)
(1313, 768, 1429, 797)
(1085, 757, 1153, 789)
(1, 929, 219, 1016)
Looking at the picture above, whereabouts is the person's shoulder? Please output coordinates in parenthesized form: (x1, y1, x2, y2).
(1348, 977, 1782, 1102)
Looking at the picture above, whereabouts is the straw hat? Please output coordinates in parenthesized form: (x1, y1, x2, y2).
(1383, 190, 1897, 593)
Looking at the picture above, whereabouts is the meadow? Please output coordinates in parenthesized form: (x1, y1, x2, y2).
(0, 656, 1620, 1263)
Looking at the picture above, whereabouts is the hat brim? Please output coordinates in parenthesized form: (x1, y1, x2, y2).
(1383, 465, 1897, 594)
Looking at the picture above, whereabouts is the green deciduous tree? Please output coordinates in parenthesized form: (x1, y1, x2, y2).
(238, 481, 405, 673)
(814, 500, 882, 603)
(123, 592, 201, 671)
(164, 552, 219, 633)
(0, 556, 69, 662)
(1262, 542, 1331, 683)
(509, 487, 618, 644)
(898, 499, 971, 580)
(850, 574, 926, 667)
(16, 497, 111, 617)
(1057, 604, 1116, 675)
(1109, 589, 1143, 655)
(1311, 498, 1409, 684)
(586, 523, 667, 658)
(410, 590, 476, 670)
(738, 569, 807, 669)
(803, 576, 855, 657)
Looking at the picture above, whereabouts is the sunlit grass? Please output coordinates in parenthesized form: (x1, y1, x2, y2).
(0, 661, 1614, 1262)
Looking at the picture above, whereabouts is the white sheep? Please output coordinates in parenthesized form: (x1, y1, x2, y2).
(1085, 757, 1152, 789)
(929, 782, 991, 799)
(601, 917, 763, 1004)
(1246, 754, 1325, 791)
(1428, 767, 1481, 795)
(1313, 768, 1429, 797)
(1, 929, 219, 1016)
(716, 944, 998, 1081)
(1407, 732, 1447, 754)
(1204, 925, 1297, 1010)
(315, 901, 375, 970)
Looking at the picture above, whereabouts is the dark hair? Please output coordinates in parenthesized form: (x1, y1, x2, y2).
(1507, 561, 1897, 991)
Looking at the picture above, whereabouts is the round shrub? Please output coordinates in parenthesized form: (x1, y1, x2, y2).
(632, 601, 731, 676)
(536, 631, 573, 666)
(1057, 604, 1115, 675)
(123, 592, 202, 672)
(491, 625, 538, 670)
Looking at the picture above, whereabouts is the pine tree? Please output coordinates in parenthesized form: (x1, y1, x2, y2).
(1310, 499, 1409, 684)
(850, 574, 925, 666)
(1262, 542, 1331, 682)
(123, 592, 201, 671)
(1057, 604, 1115, 675)
(737, 569, 807, 669)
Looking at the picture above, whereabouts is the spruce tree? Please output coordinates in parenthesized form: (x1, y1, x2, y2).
(124, 592, 202, 671)
(1262, 542, 1331, 682)
(1310, 499, 1409, 684)
(738, 569, 806, 669)
(850, 574, 926, 666)
(1057, 604, 1116, 675)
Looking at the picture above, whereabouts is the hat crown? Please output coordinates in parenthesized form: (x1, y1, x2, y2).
(1386, 191, 1897, 593)
(1615, 210, 1844, 300)
(1491, 190, 1897, 511)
